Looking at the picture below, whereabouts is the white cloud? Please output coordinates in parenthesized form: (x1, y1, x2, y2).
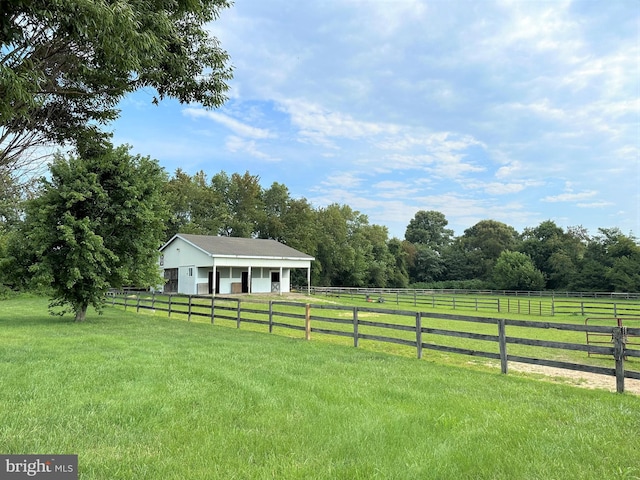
(113, 0, 640, 238)
(542, 191, 598, 203)
(476, 182, 527, 195)
(225, 136, 276, 161)
(183, 107, 272, 139)
(320, 172, 363, 189)
(279, 99, 399, 144)
(576, 201, 615, 208)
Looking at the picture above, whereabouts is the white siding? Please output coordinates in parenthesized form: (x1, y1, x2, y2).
(161, 237, 212, 270)
(159, 235, 312, 295)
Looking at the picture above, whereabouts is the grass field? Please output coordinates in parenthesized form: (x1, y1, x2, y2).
(113, 292, 639, 379)
(1, 296, 639, 479)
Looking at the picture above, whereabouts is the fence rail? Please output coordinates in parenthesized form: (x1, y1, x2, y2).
(305, 286, 640, 318)
(108, 292, 640, 394)
(306, 286, 640, 300)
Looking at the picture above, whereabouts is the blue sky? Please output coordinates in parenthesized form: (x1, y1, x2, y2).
(112, 0, 639, 240)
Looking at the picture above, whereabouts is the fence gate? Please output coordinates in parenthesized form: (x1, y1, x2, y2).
(585, 317, 640, 357)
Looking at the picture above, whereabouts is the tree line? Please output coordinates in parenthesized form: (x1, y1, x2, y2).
(158, 170, 640, 293)
(2, 151, 639, 322)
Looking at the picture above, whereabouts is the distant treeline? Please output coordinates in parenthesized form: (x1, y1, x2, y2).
(1, 168, 638, 293)
(160, 170, 639, 293)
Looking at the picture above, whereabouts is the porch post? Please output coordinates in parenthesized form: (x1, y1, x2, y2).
(248, 265, 252, 294)
(307, 265, 311, 295)
(279, 266, 283, 296)
(211, 257, 216, 296)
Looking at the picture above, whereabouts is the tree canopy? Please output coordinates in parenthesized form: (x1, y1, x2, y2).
(8, 144, 168, 320)
(2, 164, 639, 295)
(0, 0, 232, 171)
(405, 210, 453, 251)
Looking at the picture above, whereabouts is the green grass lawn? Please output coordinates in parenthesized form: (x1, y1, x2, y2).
(1, 296, 639, 479)
(124, 292, 638, 378)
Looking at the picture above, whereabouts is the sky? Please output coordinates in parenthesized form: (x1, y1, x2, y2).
(111, 0, 640, 240)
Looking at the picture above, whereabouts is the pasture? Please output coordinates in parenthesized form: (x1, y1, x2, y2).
(1, 295, 639, 479)
(110, 291, 640, 393)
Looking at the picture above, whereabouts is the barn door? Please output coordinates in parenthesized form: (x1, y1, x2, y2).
(164, 268, 178, 293)
(241, 271, 249, 293)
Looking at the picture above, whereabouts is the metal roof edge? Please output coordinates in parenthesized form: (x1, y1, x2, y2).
(159, 234, 212, 257)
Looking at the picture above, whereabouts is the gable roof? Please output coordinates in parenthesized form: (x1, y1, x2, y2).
(161, 234, 314, 260)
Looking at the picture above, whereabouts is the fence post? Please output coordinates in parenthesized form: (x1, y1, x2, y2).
(236, 299, 241, 329)
(497, 298, 500, 313)
(124, 295, 128, 311)
(168, 295, 172, 317)
(353, 307, 359, 348)
(210, 296, 215, 324)
(498, 319, 508, 374)
(188, 295, 192, 321)
(151, 292, 156, 312)
(136, 295, 141, 313)
(305, 304, 311, 340)
(613, 327, 626, 394)
(416, 312, 423, 359)
(269, 301, 273, 333)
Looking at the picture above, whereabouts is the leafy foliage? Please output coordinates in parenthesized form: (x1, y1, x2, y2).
(492, 251, 545, 291)
(11, 144, 168, 320)
(0, 0, 232, 169)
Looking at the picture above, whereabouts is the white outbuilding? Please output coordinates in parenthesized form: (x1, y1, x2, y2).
(159, 234, 314, 295)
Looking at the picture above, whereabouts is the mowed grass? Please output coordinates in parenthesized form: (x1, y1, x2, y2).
(1, 297, 639, 479)
(129, 292, 639, 375)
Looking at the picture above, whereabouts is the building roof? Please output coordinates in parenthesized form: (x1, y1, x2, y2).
(161, 234, 315, 260)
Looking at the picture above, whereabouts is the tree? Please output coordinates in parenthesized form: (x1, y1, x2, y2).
(409, 244, 446, 283)
(14, 143, 168, 321)
(216, 171, 265, 237)
(572, 228, 640, 292)
(520, 220, 587, 289)
(386, 238, 410, 288)
(163, 169, 226, 238)
(0, 169, 25, 231)
(259, 182, 292, 242)
(404, 210, 453, 251)
(459, 220, 521, 280)
(492, 251, 545, 291)
(1, 0, 232, 171)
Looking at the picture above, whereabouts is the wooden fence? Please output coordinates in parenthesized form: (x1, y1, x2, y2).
(308, 286, 640, 318)
(108, 292, 640, 394)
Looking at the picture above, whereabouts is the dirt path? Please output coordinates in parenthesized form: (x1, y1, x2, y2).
(508, 362, 640, 395)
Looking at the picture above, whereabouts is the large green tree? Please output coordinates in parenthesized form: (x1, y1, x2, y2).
(404, 210, 453, 251)
(492, 250, 545, 291)
(571, 228, 640, 292)
(1, 0, 232, 170)
(520, 220, 587, 289)
(458, 220, 521, 281)
(163, 169, 226, 238)
(13, 144, 168, 321)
